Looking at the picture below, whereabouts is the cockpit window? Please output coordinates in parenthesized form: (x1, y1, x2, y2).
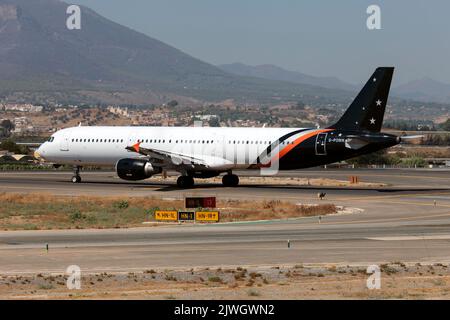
(48, 137, 55, 142)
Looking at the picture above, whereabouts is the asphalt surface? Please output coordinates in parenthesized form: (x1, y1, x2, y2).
(1, 169, 450, 274)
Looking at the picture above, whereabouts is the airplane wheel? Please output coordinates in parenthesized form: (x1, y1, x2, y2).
(71, 175, 81, 183)
(222, 174, 239, 187)
(177, 176, 194, 188)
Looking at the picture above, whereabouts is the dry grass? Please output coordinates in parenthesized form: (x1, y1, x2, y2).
(219, 199, 336, 222)
(1, 262, 449, 299)
(0, 192, 337, 230)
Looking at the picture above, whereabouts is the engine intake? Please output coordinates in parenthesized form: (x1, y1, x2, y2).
(116, 158, 161, 181)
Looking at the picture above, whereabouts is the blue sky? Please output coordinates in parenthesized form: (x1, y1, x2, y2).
(70, 0, 450, 85)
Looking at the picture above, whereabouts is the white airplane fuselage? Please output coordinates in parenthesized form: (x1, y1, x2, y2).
(37, 126, 308, 169)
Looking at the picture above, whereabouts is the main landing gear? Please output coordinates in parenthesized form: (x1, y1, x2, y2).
(177, 175, 194, 188)
(175, 172, 239, 188)
(71, 166, 82, 183)
(222, 173, 239, 187)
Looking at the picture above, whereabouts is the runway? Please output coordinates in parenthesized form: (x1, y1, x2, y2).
(1, 169, 450, 274)
(0, 168, 449, 200)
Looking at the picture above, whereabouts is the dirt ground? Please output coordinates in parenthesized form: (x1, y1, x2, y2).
(153, 176, 386, 187)
(0, 193, 338, 230)
(1, 263, 449, 300)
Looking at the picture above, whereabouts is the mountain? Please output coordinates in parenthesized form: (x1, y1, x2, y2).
(0, 0, 353, 106)
(219, 63, 356, 91)
(393, 78, 450, 104)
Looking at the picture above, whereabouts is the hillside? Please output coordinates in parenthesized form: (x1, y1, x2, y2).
(393, 78, 450, 104)
(219, 63, 355, 91)
(0, 0, 353, 106)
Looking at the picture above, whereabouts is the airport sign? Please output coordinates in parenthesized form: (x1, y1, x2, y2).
(155, 210, 178, 221)
(178, 211, 195, 221)
(185, 196, 216, 208)
(195, 211, 220, 222)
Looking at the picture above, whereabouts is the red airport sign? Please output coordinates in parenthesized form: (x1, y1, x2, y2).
(185, 196, 216, 208)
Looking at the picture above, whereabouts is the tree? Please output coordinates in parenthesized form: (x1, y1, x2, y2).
(292, 101, 305, 110)
(0, 139, 29, 154)
(167, 100, 179, 108)
(208, 117, 220, 127)
(0, 119, 14, 137)
(440, 119, 450, 131)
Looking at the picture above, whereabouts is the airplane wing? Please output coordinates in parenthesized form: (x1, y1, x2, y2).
(125, 142, 209, 169)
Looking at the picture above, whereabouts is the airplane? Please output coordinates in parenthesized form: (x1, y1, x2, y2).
(35, 67, 410, 188)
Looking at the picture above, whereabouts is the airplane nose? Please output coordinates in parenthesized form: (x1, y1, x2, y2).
(34, 144, 45, 160)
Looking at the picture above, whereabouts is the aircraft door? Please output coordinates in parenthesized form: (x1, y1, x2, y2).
(212, 131, 225, 158)
(315, 133, 327, 155)
(60, 136, 69, 151)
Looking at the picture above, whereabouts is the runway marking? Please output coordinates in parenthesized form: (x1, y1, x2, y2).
(319, 211, 450, 226)
(367, 235, 450, 241)
(358, 199, 450, 209)
(337, 191, 450, 202)
(0, 185, 129, 193)
(298, 172, 450, 181)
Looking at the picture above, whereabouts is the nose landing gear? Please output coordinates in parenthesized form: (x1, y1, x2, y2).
(71, 166, 82, 183)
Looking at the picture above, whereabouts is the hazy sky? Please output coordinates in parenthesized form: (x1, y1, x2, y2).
(70, 0, 450, 85)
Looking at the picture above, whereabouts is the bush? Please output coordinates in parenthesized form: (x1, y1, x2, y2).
(402, 156, 426, 167)
(113, 200, 129, 209)
(247, 289, 260, 296)
(208, 276, 222, 283)
(69, 211, 86, 222)
(347, 150, 401, 166)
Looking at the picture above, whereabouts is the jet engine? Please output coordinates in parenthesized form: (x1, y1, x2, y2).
(116, 158, 161, 181)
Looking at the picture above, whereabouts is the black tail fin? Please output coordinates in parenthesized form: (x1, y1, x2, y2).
(330, 67, 394, 132)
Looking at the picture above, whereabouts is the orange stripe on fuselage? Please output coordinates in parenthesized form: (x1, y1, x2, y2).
(269, 128, 333, 164)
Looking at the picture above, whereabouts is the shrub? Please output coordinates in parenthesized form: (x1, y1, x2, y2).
(69, 211, 86, 222)
(208, 276, 222, 283)
(247, 289, 260, 296)
(113, 200, 129, 209)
